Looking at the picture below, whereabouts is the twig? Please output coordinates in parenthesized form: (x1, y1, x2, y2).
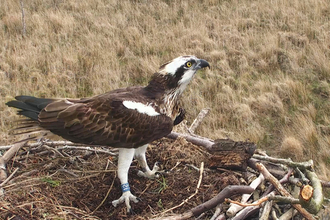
(278, 208, 298, 220)
(57, 169, 79, 178)
(92, 172, 116, 214)
(232, 160, 294, 220)
(158, 162, 204, 216)
(259, 196, 273, 220)
(0, 136, 28, 184)
(0, 168, 19, 187)
(43, 145, 65, 157)
(152, 185, 254, 220)
(185, 164, 201, 172)
(167, 132, 214, 150)
(271, 208, 279, 220)
(56, 146, 117, 155)
(170, 162, 181, 172)
(188, 108, 210, 134)
(210, 204, 222, 220)
(295, 167, 309, 183)
(191, 185, 254, 217)
(252, 155, 313, 170)
(0, 140, 92, 150)
(227, 174, 265, 217)
(214, 213, 226, 220)
(256, 163, 315, 220)
(226, 197, 268, 207)
(226, 194, 300, 208)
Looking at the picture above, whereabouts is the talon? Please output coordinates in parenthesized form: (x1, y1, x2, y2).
(128, 208, 135, 215)
(112, 191, 140, 213)
(137, 162, 161, 179)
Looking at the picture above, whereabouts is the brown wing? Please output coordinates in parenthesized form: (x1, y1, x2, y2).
(38, 94, 173, 148)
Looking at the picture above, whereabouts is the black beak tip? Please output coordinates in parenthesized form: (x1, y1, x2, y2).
(199, 59, 210, 69)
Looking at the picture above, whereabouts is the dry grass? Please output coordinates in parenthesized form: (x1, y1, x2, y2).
(1, 0, 330, 180)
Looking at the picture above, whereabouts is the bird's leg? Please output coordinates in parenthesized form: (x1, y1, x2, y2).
(112, 148, 140, 213)
(134, 144, 160, 179)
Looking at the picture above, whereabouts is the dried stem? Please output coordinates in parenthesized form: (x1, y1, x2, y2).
(20, 0, 26, 37)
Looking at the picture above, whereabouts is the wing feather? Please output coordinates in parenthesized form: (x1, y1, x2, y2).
(37, 92, 173, 148)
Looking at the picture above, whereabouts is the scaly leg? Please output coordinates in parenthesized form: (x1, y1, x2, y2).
(112, 148, 139, 213)
(134, 144, 160, 179)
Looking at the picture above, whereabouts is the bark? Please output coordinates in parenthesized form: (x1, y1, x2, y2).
(299, 170, 323, 214)
(207, 139, 256, 170)
(191, 185, 254, 217)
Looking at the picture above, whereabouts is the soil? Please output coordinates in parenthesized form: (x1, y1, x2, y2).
(0, 137, 246, 220)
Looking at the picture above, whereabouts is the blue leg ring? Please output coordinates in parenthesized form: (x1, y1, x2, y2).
(121, 183, 130, 192)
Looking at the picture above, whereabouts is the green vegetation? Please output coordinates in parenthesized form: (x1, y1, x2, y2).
(0, 0, 329, 178)
(41, 177, 61, 187)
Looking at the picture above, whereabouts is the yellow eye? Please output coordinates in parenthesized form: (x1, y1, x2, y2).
(185, 62, 192, 68)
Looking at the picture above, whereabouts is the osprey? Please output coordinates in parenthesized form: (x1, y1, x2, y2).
(6, 55, 210, 213)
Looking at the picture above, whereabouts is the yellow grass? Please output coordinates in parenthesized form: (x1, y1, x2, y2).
(1, 0, 330, 178)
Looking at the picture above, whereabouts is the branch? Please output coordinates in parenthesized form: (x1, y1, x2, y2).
(188, 108, 210, 134)
(226, 174, 265, 217)
(152, 186, 254, 220)
(167, 132, 214, 150)
(299, 170, 323, 214)
(255, 163, 315, 220)
(278, 208, 298, 220)
(191, 185, 254, 217)
(259, 197, 273, 220)
(253, 155, 313, 170)
(0, 138, 28, 184)
(226, 194, 300, 207)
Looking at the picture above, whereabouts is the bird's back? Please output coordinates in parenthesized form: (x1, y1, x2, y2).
(7, 86, 174, 148)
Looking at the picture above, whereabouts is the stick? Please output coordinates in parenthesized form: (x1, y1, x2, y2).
(226, 174, 265, 217)
(226, 194, 300, 207)
(189, 108, 210, 134)
(278, 208, 298, 220)
(56, 146, 117, 155)
(259, 195, 273, 220)
(253, 155, 313, 170)
(210, 204, 222, 220)
(0, 138, 28, 184)
(256, 163, 315, 220)
(91, 172, 116, 214)
(299, 170, 323, 214)
(152, 185, 254, 220)
(0, 168, 19, 187)
(167, 132, 214, 150)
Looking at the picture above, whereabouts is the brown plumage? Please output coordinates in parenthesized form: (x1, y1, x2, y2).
(7, 87, 177, 148)
(6, 55, 210, 213)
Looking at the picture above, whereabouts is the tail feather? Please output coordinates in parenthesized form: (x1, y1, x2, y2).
(6, 96, 56, 140)
(15, 96, 55, 109)
(6, 95, 55, 121)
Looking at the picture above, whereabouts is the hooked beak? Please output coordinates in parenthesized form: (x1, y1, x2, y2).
(195, 59, 210, 70)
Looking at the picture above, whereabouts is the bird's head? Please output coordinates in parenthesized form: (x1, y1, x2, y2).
(148, 55, 210, 96)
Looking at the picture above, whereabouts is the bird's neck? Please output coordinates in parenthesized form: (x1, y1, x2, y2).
(145, 75, 183, 119)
